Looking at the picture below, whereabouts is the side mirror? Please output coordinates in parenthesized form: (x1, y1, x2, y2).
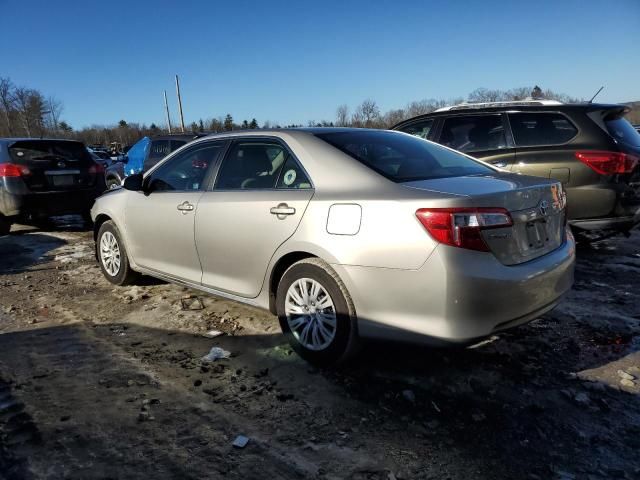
(123, 173, 144, 192)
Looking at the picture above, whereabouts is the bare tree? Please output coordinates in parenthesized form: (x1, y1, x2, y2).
(353, 99, 380, 128)
(336, 104, 349, 126)
(468, 88, 507, 103)
(47, 96, 63, 133)
(0, 77, 15, 136)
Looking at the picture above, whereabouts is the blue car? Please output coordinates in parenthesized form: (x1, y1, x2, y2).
(104, 134, 200, 189)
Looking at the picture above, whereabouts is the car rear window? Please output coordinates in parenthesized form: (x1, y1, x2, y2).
(509, 112, 578, 147)
(605, 117, 640, 148)
(315, 130, 494, 183)
(9, 140, 92, 164)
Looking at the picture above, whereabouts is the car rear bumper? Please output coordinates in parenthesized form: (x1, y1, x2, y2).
(0, 184, 104, 218)
(332, 231, 576, 345)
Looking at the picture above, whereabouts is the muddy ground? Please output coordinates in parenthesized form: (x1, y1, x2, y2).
(0, 217, 639, 480)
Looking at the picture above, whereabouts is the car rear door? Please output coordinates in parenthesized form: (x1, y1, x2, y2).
(507, 111, 579, 184)
(194, 138, 313, 298)
(124, 141, 226, 283)
(436, 113, 516, 169)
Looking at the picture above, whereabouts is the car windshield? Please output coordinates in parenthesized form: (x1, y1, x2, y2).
(606, 117, 640, 148)
(315, 130, 494, 182)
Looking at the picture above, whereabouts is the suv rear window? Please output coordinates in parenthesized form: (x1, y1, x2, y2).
(315, 130, 493, 182)
(439, 114, 507, 153)
(9, 140, 92, 164)
(606, 117, 640, 148)
(509, 112, 578, 146)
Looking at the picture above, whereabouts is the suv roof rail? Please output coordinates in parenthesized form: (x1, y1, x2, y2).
(435, 99, 564, 112)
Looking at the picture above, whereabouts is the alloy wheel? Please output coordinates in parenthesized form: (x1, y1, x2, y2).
(285, 278, 337, 351)
(100, 231, 121, 277)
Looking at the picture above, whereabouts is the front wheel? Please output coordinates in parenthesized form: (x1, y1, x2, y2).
(97, 221, 138, 285)
(276, 258, 360, 366)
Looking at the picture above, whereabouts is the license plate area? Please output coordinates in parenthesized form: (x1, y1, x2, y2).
(525, 219, 549, 249)
(45, 169, 80, 187)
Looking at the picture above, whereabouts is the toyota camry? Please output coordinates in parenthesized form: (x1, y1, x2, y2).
(91, 128, 575, 365)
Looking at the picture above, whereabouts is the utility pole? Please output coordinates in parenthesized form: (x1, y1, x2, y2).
(163, 90, 172, 134)
(175, 74, 185, 133)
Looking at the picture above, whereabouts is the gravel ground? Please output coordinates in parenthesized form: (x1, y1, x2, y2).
(0, 217, 639, 479)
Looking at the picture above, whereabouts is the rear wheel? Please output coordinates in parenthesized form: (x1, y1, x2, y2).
(276, 258, 359, 366)
(97, 221, 138, 285)
(0, 215, 11, 236)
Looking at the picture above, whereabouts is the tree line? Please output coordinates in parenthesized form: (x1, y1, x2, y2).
(3, 76, 633, 149)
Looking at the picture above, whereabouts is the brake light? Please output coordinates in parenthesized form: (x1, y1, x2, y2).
(575, 151, 638, 175)
(88, 163, 105, 175)
(0, 163, 30, 177)
(415, 208, 513, 252)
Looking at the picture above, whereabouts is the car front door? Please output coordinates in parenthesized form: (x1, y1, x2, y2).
(437, 113, 516, 169)
(124, 141, 226, 282)
(195, 138, 314, 297)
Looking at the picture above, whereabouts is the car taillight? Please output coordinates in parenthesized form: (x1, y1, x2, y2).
(415, 208, 513, 252)
(575, 151, 639, 175)
(0, 163, 30, 177)
(88, 163, 105, 175)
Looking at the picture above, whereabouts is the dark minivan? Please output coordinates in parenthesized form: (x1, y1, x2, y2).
(0, 138, 106, 235)
(393, 101, 640, 234)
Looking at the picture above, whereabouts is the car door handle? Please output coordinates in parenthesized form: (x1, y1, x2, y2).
(270, 203, 296, 216)
(491, 161, 508, 168)
(177, 201, 195, 214)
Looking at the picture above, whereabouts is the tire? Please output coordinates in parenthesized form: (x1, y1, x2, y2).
(96, 220, 139, 285)
(276, 258, 360, 366)
(0, 215, 10, 236)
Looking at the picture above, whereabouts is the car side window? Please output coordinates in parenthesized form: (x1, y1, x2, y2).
(215, 141, 307, 190)
(146, 142, 224, 193)
(509, 112, 578, 146)
(276, 156, 311, 189)
(148, 140, 170, 161)
(439, 115, 507, 152)
(400, 119, 434, 139)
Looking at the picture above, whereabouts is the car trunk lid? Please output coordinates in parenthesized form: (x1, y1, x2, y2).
(404, 173, 567, 265)
(8, 140, 99, 192)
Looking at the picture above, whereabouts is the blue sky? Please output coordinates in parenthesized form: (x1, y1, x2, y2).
(2, 0, 638, 129)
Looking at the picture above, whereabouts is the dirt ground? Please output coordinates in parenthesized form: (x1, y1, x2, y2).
(0, 217, 639, 480)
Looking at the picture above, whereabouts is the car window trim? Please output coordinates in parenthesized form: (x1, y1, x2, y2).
(143, 139, 229, 194)
(209, 136, 314, 192)
(505, 110, 580, 148)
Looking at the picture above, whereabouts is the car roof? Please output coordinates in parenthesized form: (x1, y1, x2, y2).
(391, 102, 630, 129)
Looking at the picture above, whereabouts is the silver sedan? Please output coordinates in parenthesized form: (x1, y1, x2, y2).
(91, 128, 575, 365)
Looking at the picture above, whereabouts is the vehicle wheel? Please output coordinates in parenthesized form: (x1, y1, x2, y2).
(106, 177, 120, 189)
(0, 215, 10, 236)
(97, 220, 138, 285)
(276, 258, 360, 366)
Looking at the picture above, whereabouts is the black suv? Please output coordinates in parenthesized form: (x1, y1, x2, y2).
(393, 101, 640, 233)
(104, 134, 201, 189)
(0, 138, 106, 235)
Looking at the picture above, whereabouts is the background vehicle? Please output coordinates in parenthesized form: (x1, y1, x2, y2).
(393, 101, 640, 235)
(0, 138, 106, 235)
(91, 129, 574, 365)
(104, 134, 200, 189)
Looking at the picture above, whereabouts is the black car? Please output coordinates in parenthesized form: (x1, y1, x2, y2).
(0, 138, 106, 235)
(393, 101, 640, 234)
(104, 134, 200, 189)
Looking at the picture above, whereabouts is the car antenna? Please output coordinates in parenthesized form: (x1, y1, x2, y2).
(588, 86, 604, 103)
